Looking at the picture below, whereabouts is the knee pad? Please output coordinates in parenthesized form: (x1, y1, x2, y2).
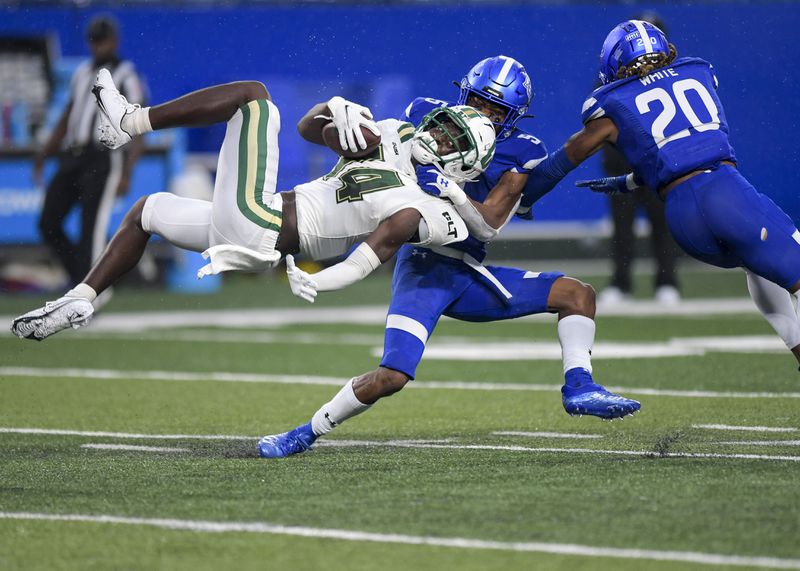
(379, 315, 429, 380)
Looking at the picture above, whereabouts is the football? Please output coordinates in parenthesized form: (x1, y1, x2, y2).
(321, 122, 382, 159)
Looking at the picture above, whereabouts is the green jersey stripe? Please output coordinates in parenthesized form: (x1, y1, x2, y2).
(236, 102, 282, 231)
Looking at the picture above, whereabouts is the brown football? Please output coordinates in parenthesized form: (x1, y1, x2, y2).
(321, 122, 382, 159)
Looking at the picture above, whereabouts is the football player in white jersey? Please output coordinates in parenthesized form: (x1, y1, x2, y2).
(11, 71, 495, 341)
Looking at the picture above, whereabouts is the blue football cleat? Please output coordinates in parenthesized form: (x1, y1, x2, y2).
(258, 422, 317, 458)
(562, 382, 641, 419)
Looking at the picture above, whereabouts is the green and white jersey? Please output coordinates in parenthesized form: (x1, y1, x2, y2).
(294, 119, 467, 261)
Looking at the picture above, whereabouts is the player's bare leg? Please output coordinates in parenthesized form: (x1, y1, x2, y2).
(546, 276, 641, 419)
(83, 197, 151, 295)
(93, 66, 270, 148)
(148, 81, 270, 129)
(257, 367, 409, 458)
(9, 198, 150, 340)
(11, 187, 216, 341)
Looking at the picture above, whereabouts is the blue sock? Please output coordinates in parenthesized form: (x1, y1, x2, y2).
(564, 367, 594, 388)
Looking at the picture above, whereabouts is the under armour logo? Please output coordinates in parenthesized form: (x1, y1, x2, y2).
(411, 249, 428, 259)
(324, 412, 338, 427)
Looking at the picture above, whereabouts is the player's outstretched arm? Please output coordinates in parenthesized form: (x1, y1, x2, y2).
(563, 117, 618, 164)
(520, 117, 618, 208)
(286, 209, 421, 303)
(422, 169, 528, 241)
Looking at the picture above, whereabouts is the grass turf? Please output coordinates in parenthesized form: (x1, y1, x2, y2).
(1, 270, 798, 570)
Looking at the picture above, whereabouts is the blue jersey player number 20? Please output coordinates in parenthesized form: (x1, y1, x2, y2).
(520, 19, 800, 371)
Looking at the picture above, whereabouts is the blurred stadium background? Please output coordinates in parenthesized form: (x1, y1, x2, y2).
(1, 0, 798, 293)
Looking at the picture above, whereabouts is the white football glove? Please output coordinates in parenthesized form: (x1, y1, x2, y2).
(422, 169, 468, 206)
(317, 96, 380, 152)
(285, 255, 318, 303)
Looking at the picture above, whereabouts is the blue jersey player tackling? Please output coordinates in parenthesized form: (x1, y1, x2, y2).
(258, 56, 641, 459)
(519, 20, 800, 368)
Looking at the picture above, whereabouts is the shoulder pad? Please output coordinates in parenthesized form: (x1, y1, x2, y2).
(507, 131, 548, 172)
(403, 97, 449, 124)
(581, 94, 607, 124)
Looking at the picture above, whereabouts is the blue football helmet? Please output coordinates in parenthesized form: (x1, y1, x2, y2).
(599, 20, 671, 85)
(457, 55, 532, 140)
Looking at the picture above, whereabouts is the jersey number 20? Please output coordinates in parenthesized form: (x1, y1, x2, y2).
(635, 79, 720, 149)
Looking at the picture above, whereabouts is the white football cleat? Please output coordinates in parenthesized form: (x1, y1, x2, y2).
(92, 68, 136, 149)
(10, 297, 94, 341)
(654, 285, 681, 305)
(597, 286, 632, 305)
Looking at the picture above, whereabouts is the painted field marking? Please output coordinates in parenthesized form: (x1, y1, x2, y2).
(0, 298, 764, 336)
(3, 367, 800, 400)
(492, 431, 603, 440)
(0, 511, 798, 569)
(15, 328, 788, 360)
(716, 441, 800, 447)
(112, 329, 385, 347)
(319, 440, 800, 463)
(3, 427, 799, 463)
(0, 427, 253, 440)
(693, 424, 798, 433)
(399, 336, 785, 361)
(81, 443, 189, 453)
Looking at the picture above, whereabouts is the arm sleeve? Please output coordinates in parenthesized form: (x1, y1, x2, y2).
(311, 242, 382, 292)
(425, 179, 498, 242)
(452, 198, 499, 242)
(519, 146, 578, 209)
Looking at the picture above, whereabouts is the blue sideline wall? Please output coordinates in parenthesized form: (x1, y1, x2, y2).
(2, 2, 798, 225)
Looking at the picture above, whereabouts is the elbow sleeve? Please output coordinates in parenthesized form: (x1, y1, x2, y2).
(312, 243, 382, 292)
(520, 146, 577, 209)
(453, 201, 499, 242)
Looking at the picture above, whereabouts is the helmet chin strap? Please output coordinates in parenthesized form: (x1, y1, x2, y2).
(431, 160, 479, 184)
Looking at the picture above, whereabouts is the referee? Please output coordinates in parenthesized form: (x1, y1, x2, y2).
(33, 15, 144, 288)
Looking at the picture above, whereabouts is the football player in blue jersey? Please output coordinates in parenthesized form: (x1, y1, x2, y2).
(516, 21, 800, 369)
(258, 56, 641, 459)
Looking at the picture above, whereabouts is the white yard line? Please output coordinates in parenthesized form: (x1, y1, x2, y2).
(2, 427, 798, 463)
(319, 440, 800, 462)
(0, 428, 253, 440)
(3, 366, 800, 399)
(716, 441, 800, 447)
(81, 443, 189, 453)
(8, 328, 788, 361)
(693, 424, 798, 433)
(0, 511, 797, 569)
(492, 431, 603, 439)
(0, 298, 761, 337)
(33, 327, 788, 360)
(413, 336, 786, 361)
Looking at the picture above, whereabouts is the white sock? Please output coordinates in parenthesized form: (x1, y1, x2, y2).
(558, 315, 595, 374)
(310, 378, 371, 436)
(747, 272, 800, 349)
(65, 283, 97, 303)
(794, 291, 800, 323)
(121, 106, 152, 137)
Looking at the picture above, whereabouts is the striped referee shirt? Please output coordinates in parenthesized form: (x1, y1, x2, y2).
(64, 59, 144, 149)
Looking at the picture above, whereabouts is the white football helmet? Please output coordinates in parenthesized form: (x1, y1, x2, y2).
(411, 105, 496, 183)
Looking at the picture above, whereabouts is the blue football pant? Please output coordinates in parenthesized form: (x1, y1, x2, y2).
(665, 165, 800, 289)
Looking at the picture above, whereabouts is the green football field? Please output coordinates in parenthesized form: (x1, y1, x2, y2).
(1, 268, 799, 571)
